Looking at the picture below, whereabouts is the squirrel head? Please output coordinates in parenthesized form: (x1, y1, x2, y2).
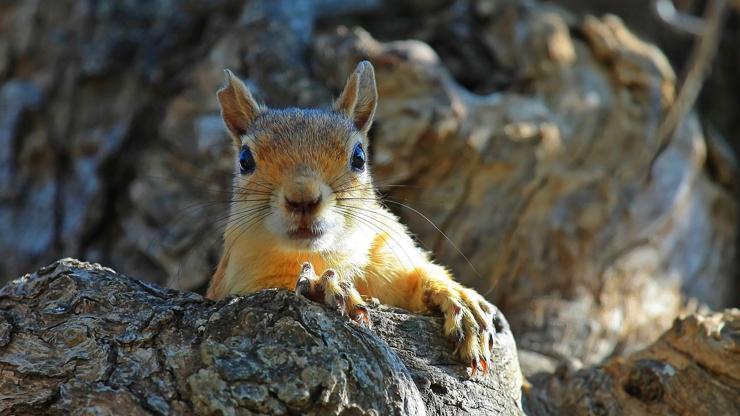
(217, 61, 379, 251)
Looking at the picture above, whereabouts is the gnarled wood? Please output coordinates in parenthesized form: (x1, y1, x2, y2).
(2, 260, 738, 415)
(0, 259, 523, 415)
(525, 309, 740, 416)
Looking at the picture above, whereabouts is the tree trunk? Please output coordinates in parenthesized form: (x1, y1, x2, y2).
(525, 309, 740, 416)
(2, 260, 738, 415)
(0, 259, 523, 415)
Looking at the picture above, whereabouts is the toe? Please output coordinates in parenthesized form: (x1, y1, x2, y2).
(295, 275, 311, 296)
(300, 262, 315, 276)
(479, 331, 492, 374)
(462, 290, 492, 332)
(470, 359, 479, 376)
(320, 269, 337, 280)
(295, 263, 372, 329)
(296, 262, 317, 295)
(330, 293, 347, 315)
(441, 292, 498, 377)
(351, 304, 372, 328)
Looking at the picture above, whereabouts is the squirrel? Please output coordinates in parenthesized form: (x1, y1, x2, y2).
(207, 61, 497, 375)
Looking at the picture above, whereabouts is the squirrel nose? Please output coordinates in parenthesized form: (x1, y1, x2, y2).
(285, 195, 322, 215)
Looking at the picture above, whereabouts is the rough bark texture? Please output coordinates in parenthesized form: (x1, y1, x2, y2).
(552, 0, 740, 168)
(2, 260, 738, 416)
(525, 308, 740, 416)
(0, 259, 523, 415)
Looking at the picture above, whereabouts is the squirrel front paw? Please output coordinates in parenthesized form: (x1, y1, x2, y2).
(295, 263, 371, 327)
(428, 286, 498, 376)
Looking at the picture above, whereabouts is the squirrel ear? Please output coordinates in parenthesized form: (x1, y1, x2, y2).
(334, 61, 377, 134)
(217, 69, 262, 143)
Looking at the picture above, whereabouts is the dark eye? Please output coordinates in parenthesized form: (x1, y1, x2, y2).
(239, 147, 256, 174)
(350, 143, 365, 172)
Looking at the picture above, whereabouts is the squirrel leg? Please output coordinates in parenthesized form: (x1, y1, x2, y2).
(295, 263, 370, 327)
(408, 265, 497, 376)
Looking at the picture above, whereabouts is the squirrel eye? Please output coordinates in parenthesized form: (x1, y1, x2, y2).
(350, 143, 365, 172)
(239, 147, 256, 174)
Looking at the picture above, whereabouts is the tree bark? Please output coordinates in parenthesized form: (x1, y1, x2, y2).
(0, 259, 523, 415)
(525, 309, 740, 416)
(2, 260, 738, 415)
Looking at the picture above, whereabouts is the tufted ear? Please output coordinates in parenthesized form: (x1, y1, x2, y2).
(333, 61, 378, 134)
(217, 69, 262, 144)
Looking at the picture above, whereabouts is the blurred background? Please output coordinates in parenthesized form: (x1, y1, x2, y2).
(0, 0, 738, 368)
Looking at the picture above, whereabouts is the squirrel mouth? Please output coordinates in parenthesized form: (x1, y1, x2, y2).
(287, 223, 325, 240)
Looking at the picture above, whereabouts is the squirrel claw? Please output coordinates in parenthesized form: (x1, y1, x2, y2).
(295, 263, 370, 328)
(429, 287, 498, 378)
(295, 275, 312, 297)
(351, 305, 372, 328)
(470, 359, 479, 376)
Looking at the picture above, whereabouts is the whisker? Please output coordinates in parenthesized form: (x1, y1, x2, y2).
(220, 206, 277, 286)
(143, 174, 235, 197)
(175, 198, 271, 216)
(333, 206, 419, 270)
(329, 170, 354, 189)
(334, 182, 420, 194)
(222, 206, 272, 230)
(381, 199, 481, 280)
(335, 197, 481, 280)
(212, 205, 272, 229)
(245, 179, 276, 193)
(331, 175, 360, 194)
(220, 209, 273, 261)
(336, 195, 436, 209)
